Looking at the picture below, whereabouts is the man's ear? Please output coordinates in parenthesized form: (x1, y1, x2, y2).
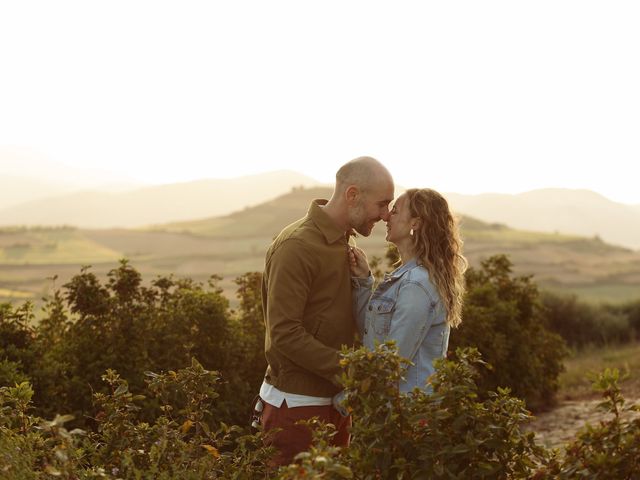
(344, 185, 360, 204)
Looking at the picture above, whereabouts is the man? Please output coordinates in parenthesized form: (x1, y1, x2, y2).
(258, 156, 394, 465)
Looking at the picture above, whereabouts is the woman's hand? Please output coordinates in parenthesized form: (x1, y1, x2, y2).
(332, 390, 349, 417)
(349, 246, 371, 278)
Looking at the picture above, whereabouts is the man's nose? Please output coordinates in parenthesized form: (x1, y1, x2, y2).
(380, 208, 391, 222)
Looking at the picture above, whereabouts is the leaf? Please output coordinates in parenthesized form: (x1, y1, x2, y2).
(199, 421, 211, 436)
(449, 444, 470, 454)
(360, 378, 372, 393)
(201, 444, 220, 458)
(114, 383, 128, 396)
(53, 414, 75, 426)
(181, 419, 194, 434)
(44, 465, 62, 476)
(327, 464, 353, 478)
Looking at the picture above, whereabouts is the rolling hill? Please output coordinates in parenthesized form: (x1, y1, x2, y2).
(0, 171, 321, 228)
(2, 161, 638, 252)
(446, 189, 640, 250)
(2, 187, 638, 308)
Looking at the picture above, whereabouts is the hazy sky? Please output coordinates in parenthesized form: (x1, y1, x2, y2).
(1, 1, 639, 203)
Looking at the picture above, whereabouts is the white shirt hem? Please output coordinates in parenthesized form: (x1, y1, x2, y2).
(259, 380, 332, 408)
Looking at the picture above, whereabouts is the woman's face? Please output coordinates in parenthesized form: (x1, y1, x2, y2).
(385, 193, 413, 244)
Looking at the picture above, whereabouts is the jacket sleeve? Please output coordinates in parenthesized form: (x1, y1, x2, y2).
(388, 281, 437, 362)
(264, 239, 344, 386)
(352, 275, 374, 336)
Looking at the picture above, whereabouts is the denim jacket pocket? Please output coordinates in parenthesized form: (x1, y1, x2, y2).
(370, 297, 395, 336)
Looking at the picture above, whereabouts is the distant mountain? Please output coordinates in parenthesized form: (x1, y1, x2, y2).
(0, 175, 74, 209)
(445, 189, 640, 251)
(0, 147, 145, 207)
(2, 158, 638, 250)
(0, 171, 322, 228)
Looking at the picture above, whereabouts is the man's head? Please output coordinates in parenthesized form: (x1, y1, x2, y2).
(334, 156, 394, 237)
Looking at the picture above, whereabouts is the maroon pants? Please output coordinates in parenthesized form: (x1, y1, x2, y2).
(260, 399, 351, 466)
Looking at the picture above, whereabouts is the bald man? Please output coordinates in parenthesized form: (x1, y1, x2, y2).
(257, 156, 394, 465)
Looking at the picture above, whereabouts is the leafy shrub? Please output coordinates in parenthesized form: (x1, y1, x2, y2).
(2, 338, 639, 478)
(3, 261, 266, 428)
(0, 302, 35, 387)
(0, 360, 272, 479)
(606, 299, 640, 343)
(535, 369, 640, 479)
(541, 292, 634, 349)
(371, 250, 567, 411)
(450, 255, 567, 411)
(4, 257, 638, 477)
(333, 343, 547, 479)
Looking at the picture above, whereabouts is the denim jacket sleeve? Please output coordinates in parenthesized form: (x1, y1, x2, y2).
(352, 274, 374, 336)
(388, 281, 437, 362)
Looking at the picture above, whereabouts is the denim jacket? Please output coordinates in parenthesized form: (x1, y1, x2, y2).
(353, 258, 449, 393)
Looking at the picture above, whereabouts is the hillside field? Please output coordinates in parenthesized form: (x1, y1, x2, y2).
(1, 187, 639, 310)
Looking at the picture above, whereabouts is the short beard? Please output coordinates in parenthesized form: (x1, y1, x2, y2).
(349, 201, 373, 237)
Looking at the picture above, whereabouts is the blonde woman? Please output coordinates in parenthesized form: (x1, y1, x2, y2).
(349, 188, 467, 393)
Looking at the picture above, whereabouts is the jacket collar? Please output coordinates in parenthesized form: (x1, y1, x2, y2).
(385, 257, 420, 280)
(308, 199, 349, 245)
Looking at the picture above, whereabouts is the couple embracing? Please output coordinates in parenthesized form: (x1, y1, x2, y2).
(257, 156, 467, 466)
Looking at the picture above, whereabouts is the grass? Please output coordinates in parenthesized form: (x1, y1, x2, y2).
(0, 229, 121, 264)
(558, 342, 640, 401)
(547, 284, 640, 304)
(0, 288, 33, 299)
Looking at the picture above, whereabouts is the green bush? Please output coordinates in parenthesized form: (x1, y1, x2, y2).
(0, 302, 35, 388)
(536, 369, 640, 479)
(279, 344, 640, 479)
(2, 339, 639, 478)
(450, 255, 567, 411)
(606, 299, 640, 343)
(4, 257, 638, 476)
(333, 343, 546, 479)
(541, 292, 634, 349)
(371, 251, 568, 411)
(0, 360, 272, 479)
(3, 261, 266, 428)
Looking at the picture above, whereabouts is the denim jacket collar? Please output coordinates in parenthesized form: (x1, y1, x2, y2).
(384, 257, 420, 281)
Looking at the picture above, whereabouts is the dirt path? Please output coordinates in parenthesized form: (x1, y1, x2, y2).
(526, 396, 640, 449)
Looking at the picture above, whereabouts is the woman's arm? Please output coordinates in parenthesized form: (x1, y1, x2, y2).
(387, 281, 436, 362)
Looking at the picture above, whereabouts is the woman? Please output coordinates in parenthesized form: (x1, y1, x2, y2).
(349, 188, 467, 393)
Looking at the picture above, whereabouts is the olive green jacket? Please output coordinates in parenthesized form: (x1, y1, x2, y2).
(262, 199, 357, 397)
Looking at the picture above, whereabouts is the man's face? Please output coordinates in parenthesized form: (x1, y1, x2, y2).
(348, 181, 394, 237)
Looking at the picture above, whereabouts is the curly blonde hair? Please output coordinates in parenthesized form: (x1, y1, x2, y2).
(406, 188, 467, 328)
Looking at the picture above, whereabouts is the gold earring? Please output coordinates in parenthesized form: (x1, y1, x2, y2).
(410, 228, 414, 236)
